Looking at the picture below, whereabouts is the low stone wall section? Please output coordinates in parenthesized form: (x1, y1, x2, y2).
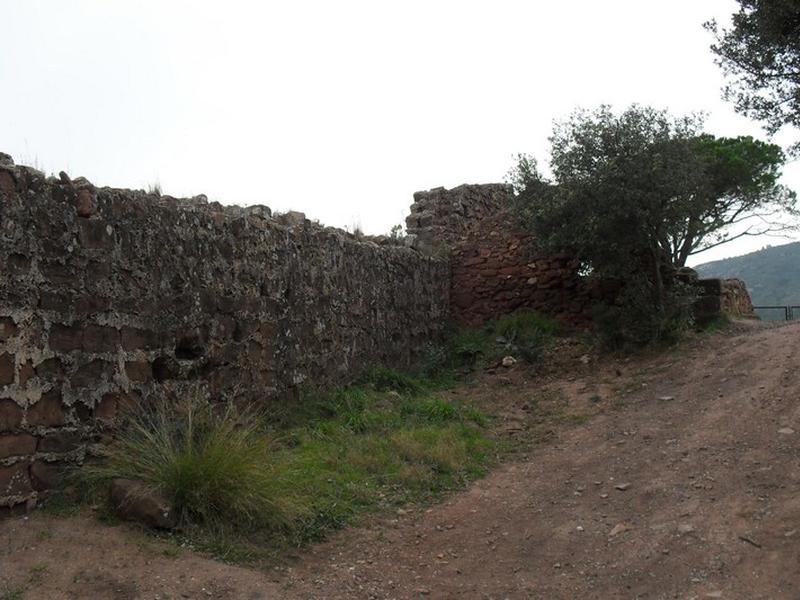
(0, 156, 449, 509)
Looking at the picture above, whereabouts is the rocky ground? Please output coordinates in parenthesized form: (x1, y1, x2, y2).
(2, 320, 799, 599)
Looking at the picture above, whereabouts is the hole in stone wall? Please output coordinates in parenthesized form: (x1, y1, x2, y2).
(152, 356, 180, 382)
(175, 332, 205, 360)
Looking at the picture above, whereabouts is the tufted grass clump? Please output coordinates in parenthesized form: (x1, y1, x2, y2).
(84, 398, 305, 530)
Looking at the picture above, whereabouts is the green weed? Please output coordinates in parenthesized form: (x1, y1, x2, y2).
(84, 373, 493, 565)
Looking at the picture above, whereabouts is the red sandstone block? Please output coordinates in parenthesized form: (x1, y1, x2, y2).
(95, 393, 119, 422)
(121, 327, 159, 351)
(35, 357, 65, 380)
(0, 463, 32, 497)
(0, 353, 13, 385)
(7, 253, 30, 275)
(76, 189, 95, 218)
(0, 400, 23, 431)
(0, 317, 17, 341)
(39, 261, 77, 286)
(39, 431, 82, 453)
(0, 170, 16, 197)
(49, 324, 83, 352)
(83, 324, 119, 353)
(74, 295, 111, 315)
(125, 360, 153, 383)
(30, 460, 63, 491)
(96, 391, 137, 422)
(26, 390, 66, 427)
(39, 292, 73, 313)
(72, 360, 114, 388)
(78, 220, 114, 250)
(0, 433, 37, 459)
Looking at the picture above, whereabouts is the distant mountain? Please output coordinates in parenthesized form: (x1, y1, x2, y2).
(694, 242, 800, 308)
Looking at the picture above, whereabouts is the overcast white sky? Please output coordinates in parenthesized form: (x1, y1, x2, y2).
(1, 0, 798, 265)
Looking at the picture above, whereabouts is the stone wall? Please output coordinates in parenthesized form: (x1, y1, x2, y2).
(407, 185, 597, 326)
(0, 155, 449, 509)
(405, 184, 512, 253)
(693, 278, 756, 324)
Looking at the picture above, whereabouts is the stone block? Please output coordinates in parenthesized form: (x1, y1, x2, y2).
(26, 390, 66, 427)
(0, 400, 23, 431)
(76, 188, 95, 217)
(83, 324, 119, 353)
(72, 359, 114, 388)
(49, 324, 83, 352)
(7, 253, 30, 275)
(0, 353, 13, 385)
(39, 431, 82, 453)
(39, 292, 72, 313)
(74, 295, 111, 315)
(0, 317, 17, 341)
(78, 219, 114, 249)
(0, 169, 16, 197)
(0, 463, 32, 497)
(696, 278, 723, 296)
(40, 261, 77, 286)
(125, 360, 153, 383)
(30, 460, 63, 491)
(95, 391, 136, 422)
(121, 327, 159, 351)
(110, 478, 177, 529)
(35, 357, 65, 380)
(0, 433, 37, 459)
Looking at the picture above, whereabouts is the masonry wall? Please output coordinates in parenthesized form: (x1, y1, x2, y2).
(693, 277, 756, 324)
(0, 157, 449, 509)
(407, 185, 598, 326)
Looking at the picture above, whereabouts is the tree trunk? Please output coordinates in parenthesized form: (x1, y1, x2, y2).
(650, 245, 665, 340)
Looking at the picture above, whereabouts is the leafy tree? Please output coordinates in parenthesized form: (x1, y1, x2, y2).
(705, 1, 800, 151)
(665, 134, 796, 266)
(510, 105, 796, 344)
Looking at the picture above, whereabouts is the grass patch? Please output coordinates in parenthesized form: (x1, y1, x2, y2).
(38, 489, 80, 518)
(442, 310, 559, 370)
(84, 370, 493, 565)
(699, 314, 731, 333)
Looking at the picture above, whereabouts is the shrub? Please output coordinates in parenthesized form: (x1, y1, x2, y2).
(84, 397, 303, 529)
(592, 278, 696, 350)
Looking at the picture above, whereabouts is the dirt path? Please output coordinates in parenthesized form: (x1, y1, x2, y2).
(3, 322, 800, 599)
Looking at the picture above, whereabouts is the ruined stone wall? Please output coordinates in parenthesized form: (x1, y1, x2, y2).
(407, 185, 596, 326)
(405, 184, 512, 253)
(693, 277, 756, 324)
(720, 279, 755, 316)
(0, 156, 449, 509)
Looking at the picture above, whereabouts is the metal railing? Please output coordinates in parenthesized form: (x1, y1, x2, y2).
(753, 305, 800, 321)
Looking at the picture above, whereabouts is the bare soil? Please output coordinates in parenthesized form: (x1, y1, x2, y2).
(3, 320, 800, 599)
